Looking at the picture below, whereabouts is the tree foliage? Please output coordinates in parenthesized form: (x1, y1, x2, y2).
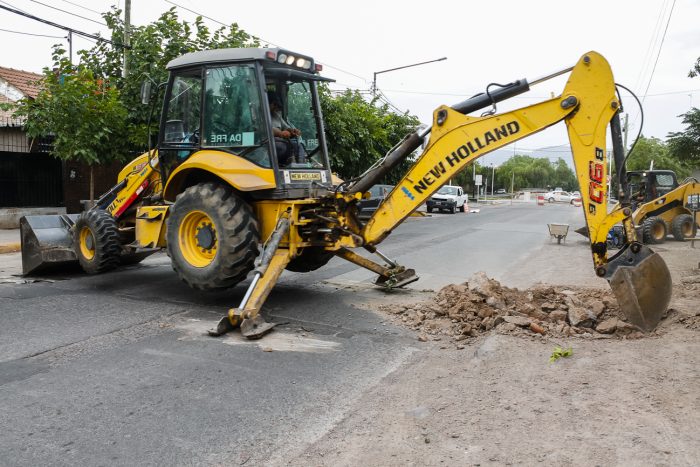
(689, 56, 700, 78)
(627, 135, 690, 177)
(666, 108, 700, 169)
(14, 47, 129, 165)
(320, 88, 421, 181)
(493, 155, 578, 192)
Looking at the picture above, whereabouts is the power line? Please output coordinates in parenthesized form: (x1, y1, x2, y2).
(28, 0, 107, 26)
(0, 26, 64, 38)
(634, 0, 671, 92)
(642, 0, 676, 104)
(57, 0, 103, 16)
(162, 0, 371, 85)
(0, 3, 128, 48)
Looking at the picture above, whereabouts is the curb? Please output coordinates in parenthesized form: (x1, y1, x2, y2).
(0, 243, 20, 254)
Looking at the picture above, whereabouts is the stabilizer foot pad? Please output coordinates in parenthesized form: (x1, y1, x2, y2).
(241, 315, 277, 339)
(208, 316, 236, 337)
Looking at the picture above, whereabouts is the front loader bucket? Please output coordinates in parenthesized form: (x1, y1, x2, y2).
(20, 214, 79, 275)
(605, 243, 672, 332)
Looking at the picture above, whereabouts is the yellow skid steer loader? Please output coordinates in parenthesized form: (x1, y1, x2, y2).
(21, 49, 672, 336)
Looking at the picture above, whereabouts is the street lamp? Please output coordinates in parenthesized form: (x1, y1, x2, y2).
(372, 57, 447, 96)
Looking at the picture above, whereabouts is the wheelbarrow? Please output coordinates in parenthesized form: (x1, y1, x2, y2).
(547, 223, 570, 244)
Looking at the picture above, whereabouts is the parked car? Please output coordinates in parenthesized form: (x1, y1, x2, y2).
(495, 188, 507, 194)
(358, 184, 393, 217)
(544, 190, 577, 203)
(426, 185, 468, 213)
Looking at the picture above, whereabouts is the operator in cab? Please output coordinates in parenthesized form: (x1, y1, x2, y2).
(269, 95, 306, 166)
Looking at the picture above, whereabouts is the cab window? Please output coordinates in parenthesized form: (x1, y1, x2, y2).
(287, 81, 319, 155)
(203, 65, 270, 167)
(163, 70, 201, 145)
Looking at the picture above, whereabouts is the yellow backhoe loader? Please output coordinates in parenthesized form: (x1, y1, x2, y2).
(20, 49, 672, 336)
(627, 170, 699, 243)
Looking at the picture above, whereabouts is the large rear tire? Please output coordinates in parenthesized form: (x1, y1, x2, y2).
(642, 216, 667, 244)
(73, 209, 122, 274)
(286, 247, 334, 272)
(671, 213, 695, 241)
(166, 183, 259, 290)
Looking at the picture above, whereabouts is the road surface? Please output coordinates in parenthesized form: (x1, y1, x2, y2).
(0, 202, 585, 465)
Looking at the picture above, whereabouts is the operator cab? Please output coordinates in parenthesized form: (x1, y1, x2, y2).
(627, 170, 679, 209)
(158, 48, 334, 198)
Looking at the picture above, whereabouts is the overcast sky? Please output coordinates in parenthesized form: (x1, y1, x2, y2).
(2, 0, 698, 163)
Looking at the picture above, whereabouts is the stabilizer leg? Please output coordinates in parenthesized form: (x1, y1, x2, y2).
(208, 217, 292, 339)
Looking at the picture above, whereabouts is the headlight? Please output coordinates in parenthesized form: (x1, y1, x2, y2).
(277, 53, 288, 64)
(285, 55, 295, 65)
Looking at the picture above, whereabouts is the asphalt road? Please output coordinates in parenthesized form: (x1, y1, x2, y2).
(0, 202, 584, 466)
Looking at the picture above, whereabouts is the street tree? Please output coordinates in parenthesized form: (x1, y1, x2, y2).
(666, 109, 700, 170)
(13, 47, 130, 201)
(320, 88, 420, 181)
(626, 135, 689, 177)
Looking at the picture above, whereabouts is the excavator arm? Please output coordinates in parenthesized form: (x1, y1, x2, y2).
(355, 51, 671, 331)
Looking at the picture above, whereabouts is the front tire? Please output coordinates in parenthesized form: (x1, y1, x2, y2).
(671, 213, 695, 241)
(642, 216, 667, 244)
(166, 183, 259, 290)
(73, 209, 122, 274)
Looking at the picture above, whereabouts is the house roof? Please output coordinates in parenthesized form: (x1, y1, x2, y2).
(0, 66, 43, 99)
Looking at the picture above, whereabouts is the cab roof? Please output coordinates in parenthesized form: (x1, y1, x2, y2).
(167, 47, 315, 71)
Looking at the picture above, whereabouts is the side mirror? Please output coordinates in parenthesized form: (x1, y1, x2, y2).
(140, 80, 152, 105)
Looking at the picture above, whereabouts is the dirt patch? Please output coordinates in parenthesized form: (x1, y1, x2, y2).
(380, 271, 700, 342)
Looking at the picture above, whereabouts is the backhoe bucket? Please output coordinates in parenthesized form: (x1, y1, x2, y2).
(605, 243, 672, 332)
(20, 214, 79, 275)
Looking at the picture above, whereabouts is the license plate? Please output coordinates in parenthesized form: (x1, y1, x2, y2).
(290, 172, 322, 181)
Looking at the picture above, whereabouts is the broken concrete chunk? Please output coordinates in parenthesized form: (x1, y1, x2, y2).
(589, 301, 606, 317)
(549, 310, 568, 322)
(567, 306, 597, 328)
(596, 318, 618, 334)
(468, 271, 499, 296)
(503, 316, 532, 327)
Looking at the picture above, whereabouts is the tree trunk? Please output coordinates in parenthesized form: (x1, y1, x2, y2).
(89, 165, 95, 206)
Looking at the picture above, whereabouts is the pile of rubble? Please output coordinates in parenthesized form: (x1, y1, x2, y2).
(380, 272, 647, 341)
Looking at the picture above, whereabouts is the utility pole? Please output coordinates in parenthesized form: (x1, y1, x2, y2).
(67, 30, 73, 64)
(123, 0, 131, 78)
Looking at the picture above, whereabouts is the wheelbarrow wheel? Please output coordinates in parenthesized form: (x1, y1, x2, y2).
(73, 210, 122, 274)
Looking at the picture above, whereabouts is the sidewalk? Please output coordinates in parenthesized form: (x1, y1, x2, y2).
(0, 229, 20, 254)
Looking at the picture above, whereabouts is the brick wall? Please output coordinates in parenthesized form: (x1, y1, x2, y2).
(62, 161, 124, 213)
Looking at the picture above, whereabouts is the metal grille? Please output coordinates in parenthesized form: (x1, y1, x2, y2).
(0, 152, 63, 207)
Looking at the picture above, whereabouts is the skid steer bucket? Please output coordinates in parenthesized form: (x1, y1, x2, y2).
(20, 214, 80, 275)
(605, 243, 672, 332)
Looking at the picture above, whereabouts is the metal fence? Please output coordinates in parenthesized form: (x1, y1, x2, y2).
(0, 152, 63, 207)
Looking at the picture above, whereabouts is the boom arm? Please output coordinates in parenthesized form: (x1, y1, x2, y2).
(356, 52, 671, 330)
